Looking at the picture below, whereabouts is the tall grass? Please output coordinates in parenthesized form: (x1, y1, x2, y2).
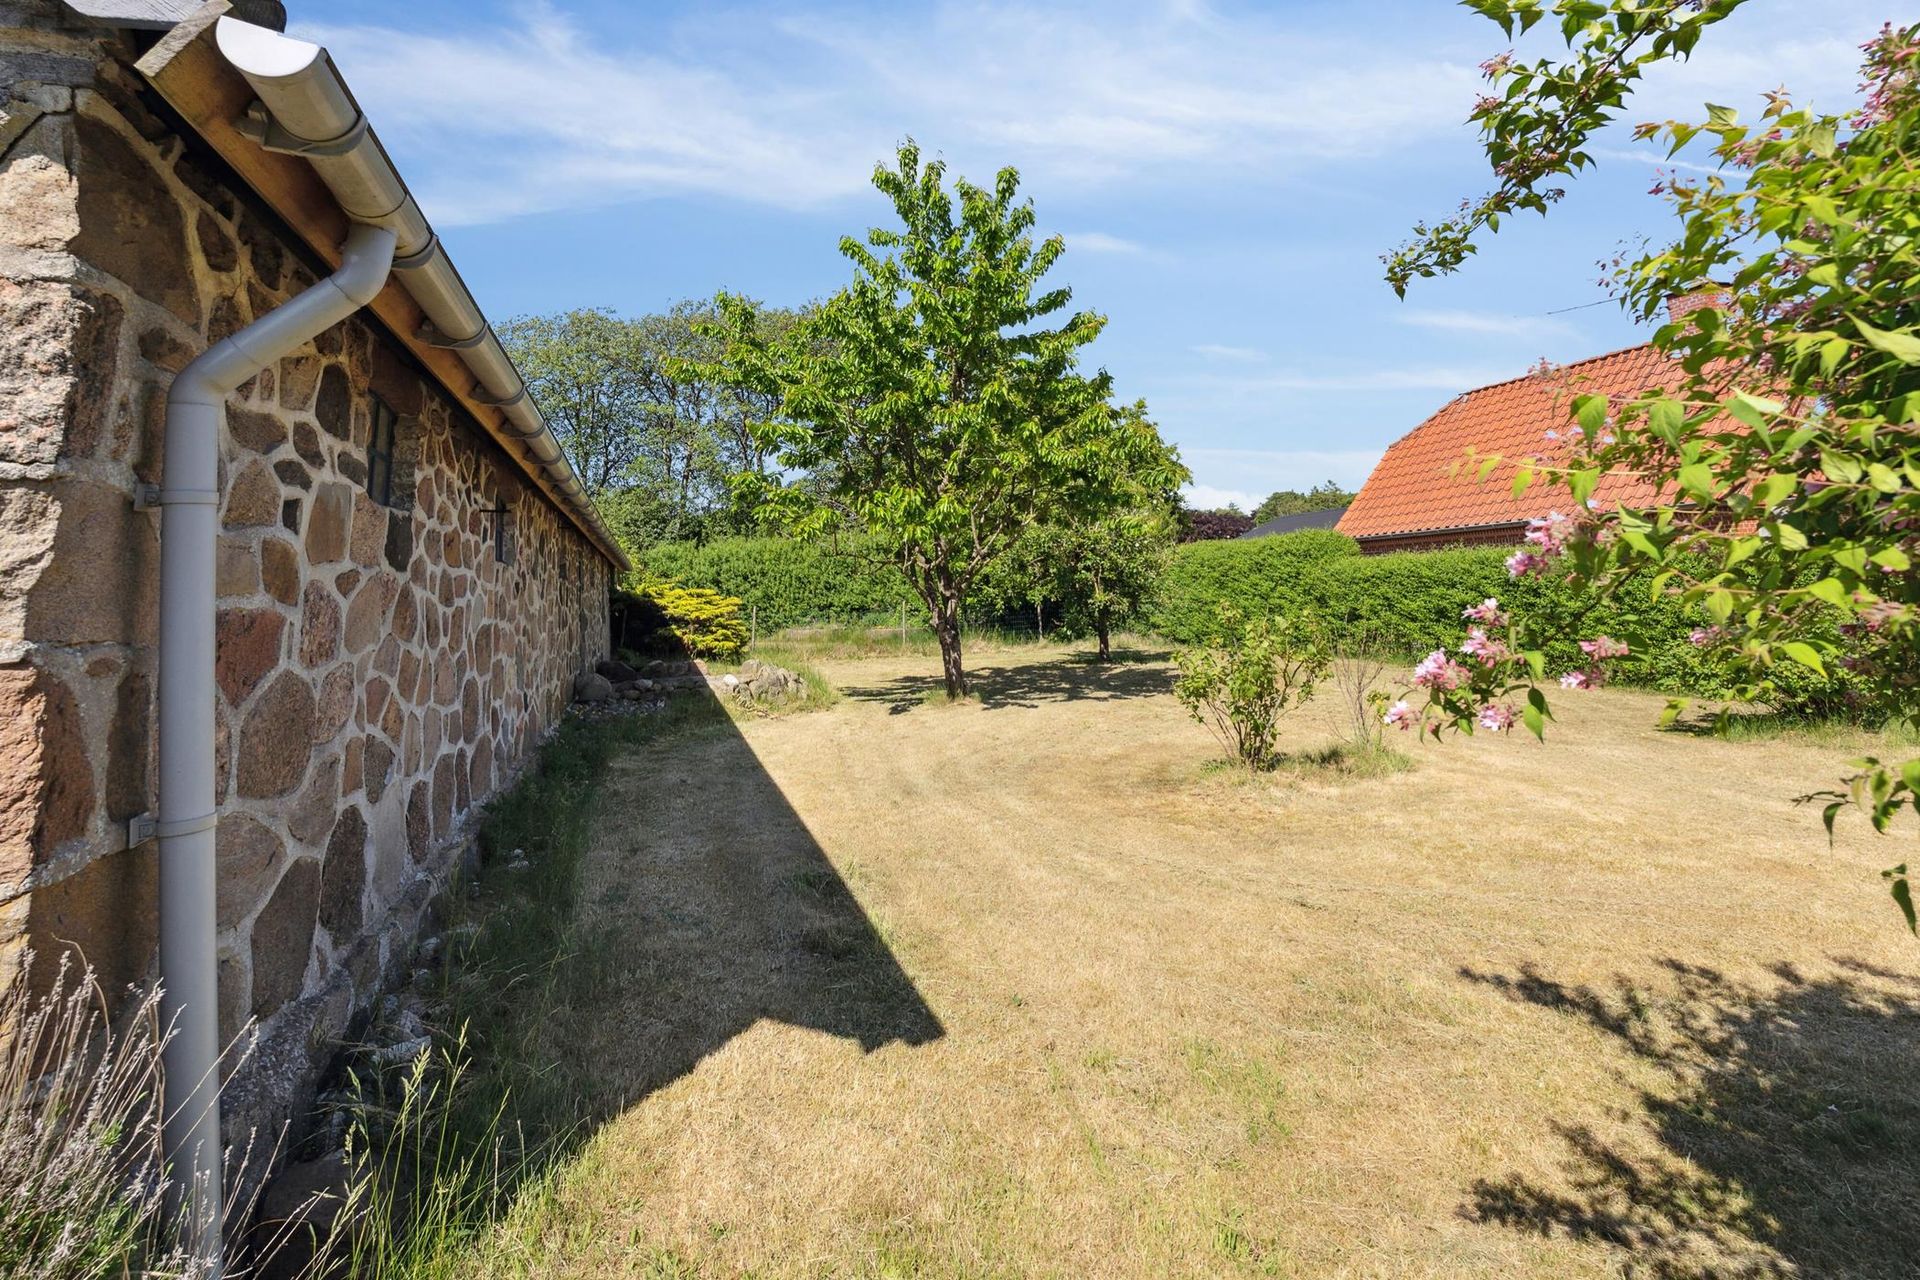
(0, 954, 181, 1280)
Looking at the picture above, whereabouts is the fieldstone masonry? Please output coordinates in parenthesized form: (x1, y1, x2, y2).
(1, 4, 612, 1149)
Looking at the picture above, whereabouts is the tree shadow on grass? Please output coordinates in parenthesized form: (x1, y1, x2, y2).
(840, 650, 1173, 714)
(1458, 958, 1920, 1279)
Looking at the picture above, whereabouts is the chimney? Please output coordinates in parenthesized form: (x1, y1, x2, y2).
(1666, 284, 1732, 326)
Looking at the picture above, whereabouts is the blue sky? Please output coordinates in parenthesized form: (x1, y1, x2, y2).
(293, 0, 1888, 510)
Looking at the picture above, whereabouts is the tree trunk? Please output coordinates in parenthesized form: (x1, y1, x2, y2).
(1096, 616, 1112, 662)
(932, 590, 967, 699)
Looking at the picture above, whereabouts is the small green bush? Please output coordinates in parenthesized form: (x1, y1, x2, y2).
(621, 576, 749, 658)
(1174, 606, 1331, 771)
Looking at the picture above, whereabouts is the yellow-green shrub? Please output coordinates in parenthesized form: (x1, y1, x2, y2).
(621, 575, 749, 657)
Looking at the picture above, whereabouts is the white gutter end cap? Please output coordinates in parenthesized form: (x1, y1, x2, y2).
(215, 14, 323, 81)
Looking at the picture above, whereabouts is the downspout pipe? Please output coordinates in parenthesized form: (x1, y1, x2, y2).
(157, 221, 397, 1273)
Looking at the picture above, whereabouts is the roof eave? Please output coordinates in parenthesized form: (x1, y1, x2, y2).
(133, 5, 630, 571)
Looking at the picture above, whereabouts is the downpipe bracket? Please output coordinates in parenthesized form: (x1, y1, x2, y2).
(135, 484, 220, 510)
(237, 99, 368, 158)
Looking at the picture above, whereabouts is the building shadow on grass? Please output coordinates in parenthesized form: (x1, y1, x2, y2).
(264, 684, 943, 1275)
(1457, 957, 1920, 1279)
(574, 687, 946, 1107)
(840, 649, 1173, 713)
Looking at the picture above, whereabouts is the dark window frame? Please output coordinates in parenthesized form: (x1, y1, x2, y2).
(367, 397, 398, 508)
(493, 502, 514, 565)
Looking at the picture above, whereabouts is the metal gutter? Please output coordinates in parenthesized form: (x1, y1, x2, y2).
(208, 15, 626, 569)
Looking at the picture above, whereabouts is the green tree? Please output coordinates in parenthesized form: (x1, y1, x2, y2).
(1051, 514, 1175, 661)
(499, 308, 651, 493)
(1251, 481, 1354, 524)
(1388, 1, 1920, 929)
(705, 141, 1187, 699)
(504, 300, 805, 554)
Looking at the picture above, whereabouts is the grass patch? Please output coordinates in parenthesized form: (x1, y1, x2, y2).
(323, 680, 829, 1276)
(1281, 739, 1415, 779)
(760, 623, 1046, 665)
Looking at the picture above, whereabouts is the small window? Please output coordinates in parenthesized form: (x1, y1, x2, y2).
(367, 398, 398, 507)
(493, 503, 514, 565)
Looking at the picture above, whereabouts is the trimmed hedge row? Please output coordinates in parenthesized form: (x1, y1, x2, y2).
(639, 536, 916, 632)
(641, 531, 1829, 702)
(1146, 531, 1751, 697)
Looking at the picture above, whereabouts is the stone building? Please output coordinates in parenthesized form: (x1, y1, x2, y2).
(0, 0, 623, 1207)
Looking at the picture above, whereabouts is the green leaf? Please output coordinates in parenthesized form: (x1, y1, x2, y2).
(1805, 577, 1850, 608)
(1574, 394, 1608, 434)
(1818, 449, 1863, 484)
(1852, 315, 1920, 365)
(1732, 390, 1786, 417)
(1510, 465, 1534, 499)
(1778, 641, 1825, 675)
(1819, 337, 1850, 375)
(1678, 462, 1714, 500)
(1887, 865, 1917, 936)
(1871, 546, 1912, 571)
(1648, 397, 1684, 441)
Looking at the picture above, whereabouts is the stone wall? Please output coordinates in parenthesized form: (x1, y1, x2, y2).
(1, 6, 611, 1146)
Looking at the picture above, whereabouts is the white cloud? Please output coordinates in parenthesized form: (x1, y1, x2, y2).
(1395, 308, 1576, 339)
(1064, 231, 1149, 256)
(1182, 484, 1265, 512)
(1191, 344, 1269, 363)
(298, 1, 1480, 226)
(292, 0, 1880, 228)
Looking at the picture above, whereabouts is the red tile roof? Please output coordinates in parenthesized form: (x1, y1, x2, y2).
(1336, 343, 1684, 542)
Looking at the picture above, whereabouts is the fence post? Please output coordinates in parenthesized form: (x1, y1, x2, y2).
(900, 601, 908, 649)
(750, 603, 757, 650)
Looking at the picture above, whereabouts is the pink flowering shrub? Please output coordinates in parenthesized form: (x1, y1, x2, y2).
(1382, 595, 1631, 739)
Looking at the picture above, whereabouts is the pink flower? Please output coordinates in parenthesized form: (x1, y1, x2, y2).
(1413, 649, 1469, 691)
(1688, 626, 1722, 647)
(1463, 597, 1508, 626)
(1559, 670, 1592, 690)
(1461, 627, 1509, 665)
(1507, 550, 1547, 578)
(1525, 510, 1575, 556)
(1383, 699, 1415, 730)
(1579, 635, 1630, 660)
(1477, 702, 1517, 732)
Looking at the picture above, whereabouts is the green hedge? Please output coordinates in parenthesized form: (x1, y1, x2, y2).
(1148, 529, 1362, 642)
(1145, 531, 1785, 699)
(638, 536, 915, 632)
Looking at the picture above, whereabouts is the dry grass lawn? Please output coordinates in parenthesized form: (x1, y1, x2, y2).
(473, 639, 1920, 1279)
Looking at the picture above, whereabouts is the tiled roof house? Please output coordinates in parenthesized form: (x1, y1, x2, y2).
(1337, 294, 1726, 554)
